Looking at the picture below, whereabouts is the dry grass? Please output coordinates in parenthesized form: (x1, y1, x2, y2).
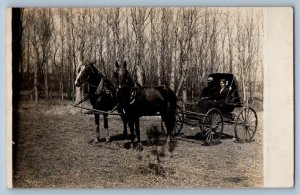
(13, 100, 263, 188)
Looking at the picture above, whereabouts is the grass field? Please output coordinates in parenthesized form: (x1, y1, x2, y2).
(12, 100, 263, 188)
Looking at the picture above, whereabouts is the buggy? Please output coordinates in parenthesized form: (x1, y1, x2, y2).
(162, 73, 258, 145)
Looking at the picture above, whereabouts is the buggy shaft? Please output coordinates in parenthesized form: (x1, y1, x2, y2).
(73, 104, 120, 115)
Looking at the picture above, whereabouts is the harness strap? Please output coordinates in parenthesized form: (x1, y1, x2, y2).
(74, 95, 90, 106)
(95, 79, 104, 95)
(129, 99, 136, 105)
(129, 89, 137, 105)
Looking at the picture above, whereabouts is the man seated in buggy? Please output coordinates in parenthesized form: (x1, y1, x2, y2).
(197, 75, 237, 119)
(199, 77, 218, 101)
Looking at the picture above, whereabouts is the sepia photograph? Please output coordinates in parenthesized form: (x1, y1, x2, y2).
(7, 7, 293, 188)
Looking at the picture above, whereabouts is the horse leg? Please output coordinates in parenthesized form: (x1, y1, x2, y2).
(129, 119, 135, 148)
(104, 114, 110, 143)
(122, 115, 128, 138)
(162, 113, 175, 143)
(135, 117, 141, 143)
(162, 112, 176, 157)
(93, 113, 100, 143)
(135, 117, 143, 151)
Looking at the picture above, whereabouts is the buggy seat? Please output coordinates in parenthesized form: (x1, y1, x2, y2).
(197, 73, 242, 114)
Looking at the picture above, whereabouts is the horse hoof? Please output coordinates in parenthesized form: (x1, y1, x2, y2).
(123, 133, 128, 139)
(137, 144, 143, 151)
(89, 138, 100, 144)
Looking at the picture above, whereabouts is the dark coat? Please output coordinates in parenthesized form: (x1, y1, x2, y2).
(200, 86, 218, 100)
(215, 87, 229, 101)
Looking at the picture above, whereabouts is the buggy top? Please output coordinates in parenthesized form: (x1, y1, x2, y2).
(206, 73, 242, 107)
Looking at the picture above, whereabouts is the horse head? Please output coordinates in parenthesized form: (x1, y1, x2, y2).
(113, 61, 134, 89)
(74, 61, 96, 87)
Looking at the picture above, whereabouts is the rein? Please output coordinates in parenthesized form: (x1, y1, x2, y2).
(74, 95, 90, 106)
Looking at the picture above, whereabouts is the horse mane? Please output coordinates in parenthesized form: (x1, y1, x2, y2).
(89, 63, 113, 85)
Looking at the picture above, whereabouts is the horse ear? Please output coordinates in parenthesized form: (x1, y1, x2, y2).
(115, 61, 119, 68)
(123, 61, 127, 69)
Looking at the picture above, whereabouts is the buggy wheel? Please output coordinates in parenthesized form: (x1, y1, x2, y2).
(234, 107, 258, 143)
(161, 107, 184, 135)
(201, 108, 224, 145)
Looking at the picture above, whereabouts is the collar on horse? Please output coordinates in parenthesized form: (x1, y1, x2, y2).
(129, 88, 138, 105)
(94, 78, 116, 98)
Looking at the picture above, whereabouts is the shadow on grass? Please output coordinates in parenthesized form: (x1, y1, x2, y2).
(184, 132, 234, 141)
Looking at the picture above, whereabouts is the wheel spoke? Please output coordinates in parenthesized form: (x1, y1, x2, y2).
(208, 133, 212, 143)
(244, 127, 248, 140)
(248, 126, 256, 133)
(248, 127, 255, 140)
(238, 117, 245, 124)
(241, 110, 246, 122)
(248, 127, 255, 132)
(205, 129, 211, 137)
(214, 114, 219, 125)
(245, 128, 250, 141)
(248, 124, 257, 129)
(204, 109, 224, 144)
(247, 108, 250, 120)
(236, 121, 244, 126)
(235, 108, 257, 142)
(205, 132, 210, 143)
(214, 116, 221, 126)
(210, 114, 216, 125)
(247, 129, 254, 137)
(247, 111, 254, 122)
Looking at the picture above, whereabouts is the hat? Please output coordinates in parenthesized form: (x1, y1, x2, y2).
(207, 77, 213, 82)
(83, 59, 96, 65)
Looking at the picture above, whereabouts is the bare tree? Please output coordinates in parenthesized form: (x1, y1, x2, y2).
(130, 8, 150, 78)
(28, 9, 53, 103)
(225, 10, 234, 73)
(169, 10, 179, 91)
(235, 9, 261, 104)
(176, 8, 198, 107)
(18, 8, 263, 110)
(147, 8, 159, 86)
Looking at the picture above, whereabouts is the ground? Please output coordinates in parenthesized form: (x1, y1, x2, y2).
(12, 100, 263, 188)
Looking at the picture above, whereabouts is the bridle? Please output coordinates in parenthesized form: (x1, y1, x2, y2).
(114, 72, 141, 106)
(76, 64, 92, 86)
(78, 63, 104, 89)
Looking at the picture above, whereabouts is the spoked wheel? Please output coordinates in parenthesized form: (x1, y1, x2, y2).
(234, 107, 258, 143)
(201, 108, 224, 145)
(161, 106, 184, 136)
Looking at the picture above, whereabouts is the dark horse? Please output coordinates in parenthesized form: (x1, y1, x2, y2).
(74, 61, 125, 143)
(113, 61, 177, 146)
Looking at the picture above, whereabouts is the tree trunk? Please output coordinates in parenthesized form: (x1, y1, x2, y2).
(26, 28, 30, 84)
(60, 52, 64, 101)
(170, 62, 176, 91)
(44, 63, 49, 100)
(75, 65, 81, 103)
(157, 62, 161, 85)
(60, 78, 64, 101)
(75, 87, 81, 103)
(182, 78, 187, 111)
(34, 64, 38, 104)
(170, 31, 177, 91)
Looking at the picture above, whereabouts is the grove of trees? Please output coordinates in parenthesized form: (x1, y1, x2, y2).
(16, 8, 263, 108)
